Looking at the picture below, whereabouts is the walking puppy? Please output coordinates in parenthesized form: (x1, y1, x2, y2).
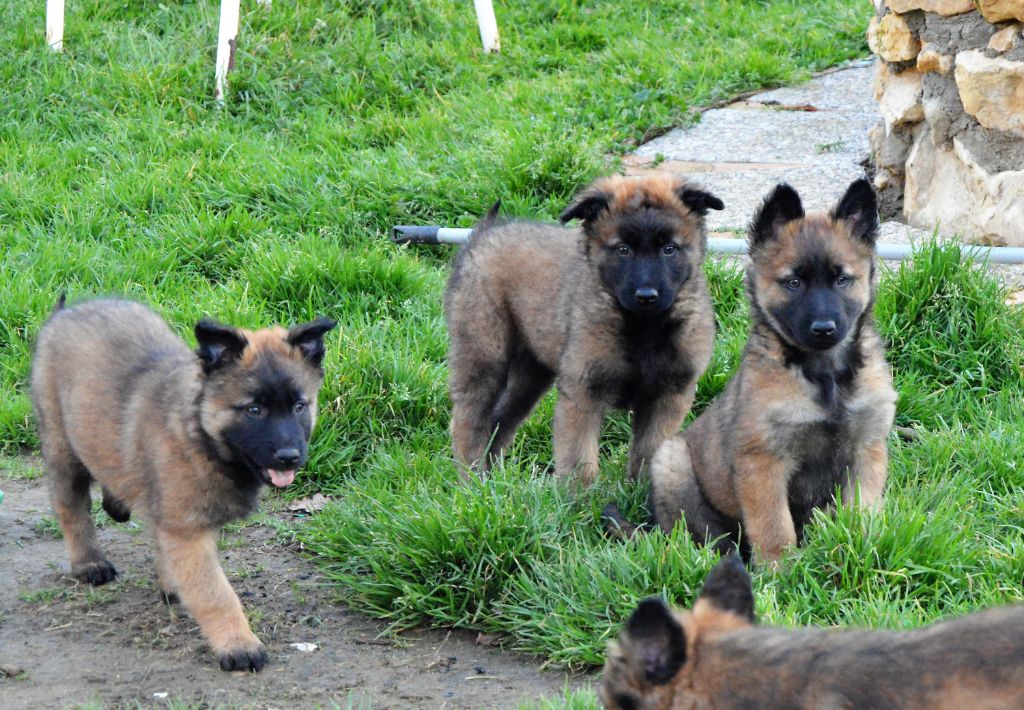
(603, 556, 1024, 709)
(31, 298, 336, 672)
(445, 174, 722, 486)
(608, 179, 896, 564)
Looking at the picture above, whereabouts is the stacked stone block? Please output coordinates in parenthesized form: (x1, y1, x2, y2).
(868, 0, 1024, 243)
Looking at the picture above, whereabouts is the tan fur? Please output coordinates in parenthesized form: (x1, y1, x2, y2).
(445, 174, 719, 486)
(648, 184, 897, 565)
(31, 299, 331, 671)
(604, 562, 1024, 710)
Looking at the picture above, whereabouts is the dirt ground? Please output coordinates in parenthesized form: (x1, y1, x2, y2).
(0, 459, 589, 709)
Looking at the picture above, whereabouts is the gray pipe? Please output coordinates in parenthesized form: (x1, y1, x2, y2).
(391, 225, 1024, 264)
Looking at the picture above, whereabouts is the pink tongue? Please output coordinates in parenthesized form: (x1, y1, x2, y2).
(268, 469, 296, 488)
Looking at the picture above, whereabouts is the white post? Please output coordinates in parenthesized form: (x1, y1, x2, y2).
(46, 0, 65, 52)
(214, 0, 241, 103)
(473, 0, 500, 53)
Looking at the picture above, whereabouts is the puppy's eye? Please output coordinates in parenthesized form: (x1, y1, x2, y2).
(616, 244, 632, 257)
(836, 274, 850, 287)
(662, 244, 677, 256)
(294, 401, 307, 414)
(246, 405, 263, 417)
(784, 277, 801, 290)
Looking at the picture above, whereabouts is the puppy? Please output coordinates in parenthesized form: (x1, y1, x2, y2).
(445, 174, 723, 486)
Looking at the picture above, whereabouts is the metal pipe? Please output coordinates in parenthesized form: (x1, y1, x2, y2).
(391, 225, 1024, 264)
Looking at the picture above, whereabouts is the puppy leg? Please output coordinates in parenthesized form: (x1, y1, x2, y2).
(627, 386, 696, 480)
(44, 437, 117, 586)
(485, 351, 554, 464)
(157, 528, 266, 672)
(734, 451, 796, 567)
(845, 439, 888, 511)
(553, 388, 605, 488)
(153, 535, 179, 604)
(649, 437, 740, 554)
(449, 360, 509, 476)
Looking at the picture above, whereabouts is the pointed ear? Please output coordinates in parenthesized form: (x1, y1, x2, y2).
(559, 186, 611, 225)
(697, 555, 755, 622)
(623, 597, 687, 685)
(830, 178, 879, 245)
(287, 316, 337, 367)
(749, 183, 804, 248)
(195, 319, 247, 375)
(677, 187, 725, 216)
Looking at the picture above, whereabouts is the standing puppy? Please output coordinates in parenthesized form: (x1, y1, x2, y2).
(31, 298, 336, 671)
(445, 174, 722, 486)
(603, 556, 1024, 710)
(638, 179, 896, 564)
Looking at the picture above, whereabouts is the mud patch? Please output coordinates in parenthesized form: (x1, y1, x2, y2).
(0, 461, 588, 708)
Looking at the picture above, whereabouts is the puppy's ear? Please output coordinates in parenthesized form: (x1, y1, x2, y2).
(622, 597, 687, 685)
(677, 187, 725, 216)
(697, 555, 755, 622)
(831, 178, 879, 245)
(559, 186, 610, 225)
(749, 183, 804, 248)
(195, 319, 247, 374)
(287, 317, 337, 367)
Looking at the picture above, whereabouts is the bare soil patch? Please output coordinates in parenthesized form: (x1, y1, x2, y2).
(0, 460, 587, 709)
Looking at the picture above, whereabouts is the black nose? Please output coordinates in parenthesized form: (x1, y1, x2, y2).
(811, 320, 836, 336)
(635, 288, 659, 304)
(274, 448, 301, 467)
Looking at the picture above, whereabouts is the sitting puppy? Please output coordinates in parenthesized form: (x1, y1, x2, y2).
(444, 174, 723, 486)
(608, 179, 897, 564)
(603, 556, 1024, 710)
(31, 297, 335, 671)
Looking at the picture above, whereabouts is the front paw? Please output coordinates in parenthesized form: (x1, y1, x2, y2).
(217, 645, 268, 672)
(72, 560, 118, 586)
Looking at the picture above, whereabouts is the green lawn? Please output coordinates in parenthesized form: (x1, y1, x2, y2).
(9, 2, 1018, 707)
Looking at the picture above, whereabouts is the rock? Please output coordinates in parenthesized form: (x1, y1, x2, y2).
(917, 47, 954, 73)
(988, 24, 1022, 52)
(954, 50, 1024, 135)
(874, 64, 925, 129)
(868, 14, 922, 63)
(870, 123, 914, 168)
(885, 0, 975, 15)
(904, 126, 1024, 245)
(977, 0, 1024, 23)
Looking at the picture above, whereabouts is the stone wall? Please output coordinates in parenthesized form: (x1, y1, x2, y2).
(868, 0, 1024, 244)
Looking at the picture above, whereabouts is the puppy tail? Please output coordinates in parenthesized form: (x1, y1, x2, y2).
(470, 199, 502, 240)
(53, 292, 67, 313)
(602, 503, 651, 541)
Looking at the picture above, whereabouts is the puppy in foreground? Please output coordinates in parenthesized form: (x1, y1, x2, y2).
(607, 179, 896, 564)
(31, 297, 336, 671)
(445, 174, 723, 486)
(603, 556, 1024, 710)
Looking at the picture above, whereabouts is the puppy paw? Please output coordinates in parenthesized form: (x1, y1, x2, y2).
(73, 560, 118, 586)
(217, 645, 268, 672)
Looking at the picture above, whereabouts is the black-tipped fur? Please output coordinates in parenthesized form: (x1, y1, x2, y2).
(831, 178, 879, 244)
(678, 188, 725, 216)
(286, 317, 337, 368)
(625, 598, 687, 685)
(559, 187, 610, 225)
(749, 183, 804, 248)
(195, 320, 248, 374)
(697, 555, 755, 621)
(101, 487, 131, 523)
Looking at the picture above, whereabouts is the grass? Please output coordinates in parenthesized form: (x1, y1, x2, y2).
(305, 244, 1024, 671)
(17, 0, 1022, 704)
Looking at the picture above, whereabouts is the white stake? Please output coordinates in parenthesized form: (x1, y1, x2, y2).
(46, 0, 65, 52)
(214, 0, 241, 103)
(473, 0, 500, 53)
